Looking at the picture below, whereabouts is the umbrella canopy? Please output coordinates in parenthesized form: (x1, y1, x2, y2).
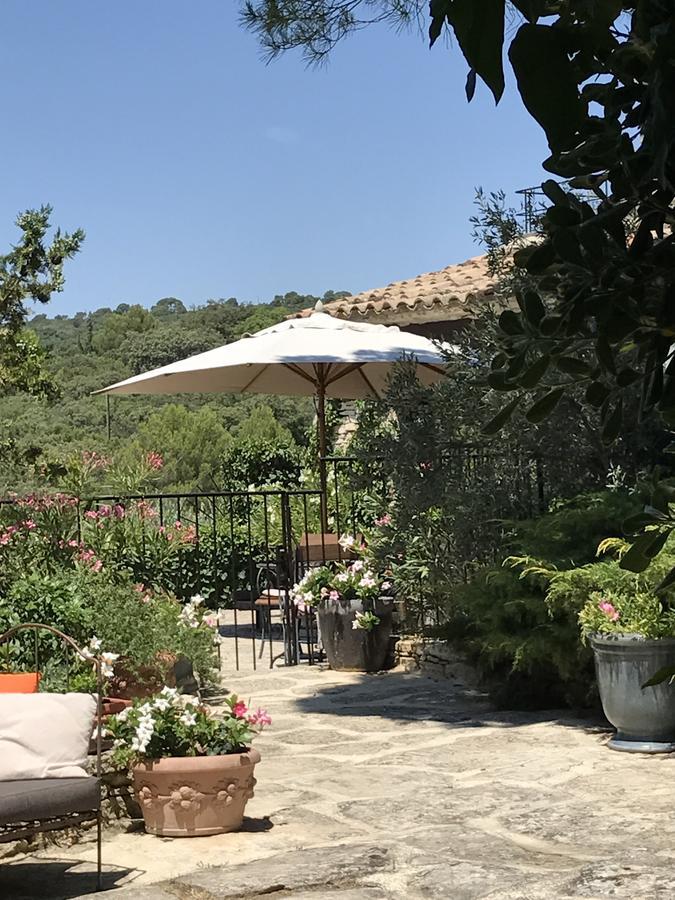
(96, 307, 453, 400)
(97, 305, 456, 527)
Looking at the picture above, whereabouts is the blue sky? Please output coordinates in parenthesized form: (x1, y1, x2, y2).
(1, 1, 548, 315)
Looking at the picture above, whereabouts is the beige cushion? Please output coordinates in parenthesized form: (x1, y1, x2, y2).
(0, 693, 96, 779)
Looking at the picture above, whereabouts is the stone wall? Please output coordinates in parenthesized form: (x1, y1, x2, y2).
(395, 637, 482, 690)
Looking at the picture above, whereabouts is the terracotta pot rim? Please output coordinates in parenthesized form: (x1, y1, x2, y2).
(133, 748, 261, 772)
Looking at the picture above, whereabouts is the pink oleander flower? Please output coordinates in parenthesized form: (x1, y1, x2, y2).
(22, 519, 37, 530)
(134, 500, 157, 519)
(204, 614, 218, 629)
(113, 504, 125, 519)
(98, 504, 112, 518)
(232, 701, 248, 719)
(247, 708, 272, 727)
(84, 509, 99, 521)
(146, 451, 164, 471)
(91, 559, 103, 573)
(329, 590, 340, 603)
(375, 513, 392, 527)
(598, 600, 620, 622)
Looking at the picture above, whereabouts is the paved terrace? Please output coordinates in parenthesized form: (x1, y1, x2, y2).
(3, 662, 675, 900)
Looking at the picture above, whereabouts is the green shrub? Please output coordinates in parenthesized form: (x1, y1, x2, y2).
(443, 490, 641, 709)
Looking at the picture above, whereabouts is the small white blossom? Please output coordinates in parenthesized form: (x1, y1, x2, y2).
(339, 534, 355, 551)
(153, 697, 170, 712)
(180, 710, 197, 727)
(89, 636, 102, 651)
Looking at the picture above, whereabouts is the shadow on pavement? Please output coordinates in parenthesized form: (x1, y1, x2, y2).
(293, 669, 610, 734)
(0, 858, 138, 899)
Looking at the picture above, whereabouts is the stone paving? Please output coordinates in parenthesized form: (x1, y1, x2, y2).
(4, 662, 675, 899)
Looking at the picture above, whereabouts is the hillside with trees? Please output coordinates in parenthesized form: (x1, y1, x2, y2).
(0, 290, 348, 495)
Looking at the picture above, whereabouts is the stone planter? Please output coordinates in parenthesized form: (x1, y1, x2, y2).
(132, 749, 261, 837)
(318, 599, 394, 672)
(591, 634, 675, 753)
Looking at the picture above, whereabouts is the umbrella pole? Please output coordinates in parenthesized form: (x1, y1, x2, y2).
(316, 369, 329, 533)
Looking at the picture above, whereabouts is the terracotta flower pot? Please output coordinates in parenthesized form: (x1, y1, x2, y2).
(101, 697, 133, 718)
(132, 749, 261, 837)
(0, 672, 41, 693)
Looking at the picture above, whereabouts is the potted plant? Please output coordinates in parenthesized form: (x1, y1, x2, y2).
(292, 544, 393, 672)
(578, 585, 675, 753)
(107, 688, 270, 836)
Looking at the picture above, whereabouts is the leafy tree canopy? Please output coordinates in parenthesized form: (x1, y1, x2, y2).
(0, 206, 84, 398)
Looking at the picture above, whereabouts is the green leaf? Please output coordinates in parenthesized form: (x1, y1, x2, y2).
(556, 356, 592, 377)
(499, 309, 523, 335)
(539, 314, 563, 337)
(595, 336, 616, 374)
(517, 240, 555, 271)
(656, 566, 675, 595)
(620, 530, 670, 573)
(487, 370, 518, 391)
(482, 396, 521, 435)
(519, 354, 550, 389)
(522, 290, 546, 326)
(508, 24, 582, 151)
(552, 229, 584, 265)
(623, 512, 662, 535)
(446, 0, 505, 103)
(428, 0, 450, 47)
(642, 665, 675, 689)
(525, 387, 565, 423)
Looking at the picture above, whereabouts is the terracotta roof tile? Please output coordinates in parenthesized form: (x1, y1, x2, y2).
(294, 251, 498, 322)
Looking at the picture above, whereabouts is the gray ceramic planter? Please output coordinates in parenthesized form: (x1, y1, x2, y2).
(318, 599, 394, 672)
(591, 634, 675, 753)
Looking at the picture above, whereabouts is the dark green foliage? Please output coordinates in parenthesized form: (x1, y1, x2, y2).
(443, 490, 640, 709)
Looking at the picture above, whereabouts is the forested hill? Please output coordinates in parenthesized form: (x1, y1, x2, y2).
(0, 291, 348, 494)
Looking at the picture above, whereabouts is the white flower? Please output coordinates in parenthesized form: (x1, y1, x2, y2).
(336, 571, 350, 583)
(360, 575, 376, 589)
(381, 581, 392, 591)
(351, 560, 364, 572)
(89, 636, 102, 651)
(153, 697, 171, 712)
(339, 534, 355, 551)
(160, 686, 180, 704)
(352, 619, 361, 630)
(116, 707, 130, 722)
(190, 594, 205, 607)
(100, 652, 119, 679)
(180, 711, 197, 727)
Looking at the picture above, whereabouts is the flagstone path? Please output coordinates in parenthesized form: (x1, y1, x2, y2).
(3, 663, 675, 899)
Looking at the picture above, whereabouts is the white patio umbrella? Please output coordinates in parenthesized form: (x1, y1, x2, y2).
(96, 304, 455, 523)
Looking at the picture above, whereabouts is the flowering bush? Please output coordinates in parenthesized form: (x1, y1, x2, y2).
(107, 687, 271, 767)
(291, 544, 388, 616)
(578, 589, 675, 640)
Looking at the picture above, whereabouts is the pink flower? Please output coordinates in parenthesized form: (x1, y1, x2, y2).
(232, 701, 248, 719)
(598, 600, 620, 622)
(22, 519, 36, 530)
(113, 504, 125, 519)
(329, 590, 340, 603)
(98, 504, 112, 518)
(146, 451, 164, 471)
(419, 461, 432, 472)
(91, 559, 103, 573)
(84, 510, 99, 521)
(375, 513, 392, 527)
(134, 500, 157, 519)
(247, 708, 272, 727)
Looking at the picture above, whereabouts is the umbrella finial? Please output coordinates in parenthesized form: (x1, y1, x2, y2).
(313, 300, 324, 314)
